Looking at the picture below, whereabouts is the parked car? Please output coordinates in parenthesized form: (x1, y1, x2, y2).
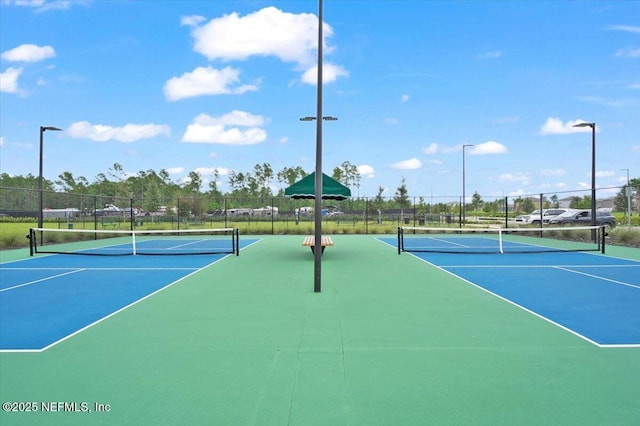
(547, 209, 616, 228)
(325, 211, 345, 218)
(514, 208, 568, 225)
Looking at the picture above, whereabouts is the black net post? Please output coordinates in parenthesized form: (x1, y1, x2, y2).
(28, 228, 35, 256)
(235, 228, 240, 256)
(504, 196, 509, 228)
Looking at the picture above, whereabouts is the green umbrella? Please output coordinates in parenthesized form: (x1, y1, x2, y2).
(284, 172, 351, 201)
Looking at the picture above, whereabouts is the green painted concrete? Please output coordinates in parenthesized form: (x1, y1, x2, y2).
(1, 235, 638, 425)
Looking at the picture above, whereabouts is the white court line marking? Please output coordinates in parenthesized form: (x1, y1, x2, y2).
(553, 266, 640, 290)
(442, 264, 640, 269)
(406, 253, 640, 349)
(0, 253, 234, 353)
(165, 240, 206, 250)
(1, 267, 199, 271)
(0, 269, 85, 293)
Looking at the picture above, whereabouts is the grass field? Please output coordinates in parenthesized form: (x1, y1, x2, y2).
(2, 218, 639, 250)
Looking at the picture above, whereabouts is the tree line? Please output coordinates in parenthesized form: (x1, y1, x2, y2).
(1, 162, 637, 218)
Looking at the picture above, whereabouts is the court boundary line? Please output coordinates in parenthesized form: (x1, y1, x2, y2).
(0, 254, 233, 353)
(553, 266, 640, 290)
(376, 238, 639, 348)
(408, 252, 640, 348)
(0, 268, 86, 293)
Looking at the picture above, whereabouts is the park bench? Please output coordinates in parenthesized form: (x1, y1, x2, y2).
(302, 235, 334, 255)
(100, 219, 120, 229)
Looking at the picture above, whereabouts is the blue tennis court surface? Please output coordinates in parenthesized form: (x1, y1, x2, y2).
(380, 237, 640, 347)
(0, 238, 259, 352)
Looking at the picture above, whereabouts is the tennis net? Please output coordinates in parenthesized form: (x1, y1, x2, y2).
(29, 227, 240, 256)
(397, 225, 606, 254)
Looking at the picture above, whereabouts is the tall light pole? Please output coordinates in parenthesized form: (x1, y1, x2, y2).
(621, 168, 631, 228)
(39, 126, 62, 233)
(299, 0, 331, 293)
(572, 122, 596, 241)
(462, 144, 474, 224)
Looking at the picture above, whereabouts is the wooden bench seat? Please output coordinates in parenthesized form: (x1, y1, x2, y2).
(302, 236, 334, 255)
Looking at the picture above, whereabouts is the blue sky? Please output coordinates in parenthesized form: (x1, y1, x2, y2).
(1, 0, 638, 202)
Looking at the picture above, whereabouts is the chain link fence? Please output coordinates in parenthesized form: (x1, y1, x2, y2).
(1, 185, 638, 234)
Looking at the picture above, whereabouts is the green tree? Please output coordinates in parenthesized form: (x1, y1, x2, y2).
(471, 191, 483, 212)
(614, 178, 640, 214)
(569, 196, 590, 209)
(394, 177, 409, 221)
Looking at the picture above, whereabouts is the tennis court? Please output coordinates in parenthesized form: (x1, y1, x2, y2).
(382, 228, 640, 347)
(1, 234, 639, 425)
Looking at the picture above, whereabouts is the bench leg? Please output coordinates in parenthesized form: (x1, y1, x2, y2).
(310, 246, 325, 255)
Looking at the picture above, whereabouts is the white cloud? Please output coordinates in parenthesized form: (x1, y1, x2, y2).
(469, 141, 507, 155)
(3, 0, 89, 12)
(166, 167, 184, 175)
(0, 67, 23, 93)
(391, 158, 422, 170)
(279, 136, 288, 144)
(357, 164, 375, 178)
(301, 62, 349, 85)
(191, 6, 331, 65)
(596, 170, 615, 178)
(607, 25, 640, 34)
(188, 6, 347, 84)
(498, 172, 530, 184)
(67, 121, 171, 142)
(541, 169, 566, 177)
(632, 145, 640, 153)
(1, 44, 55, 62)
(0, 136, 4, 147)
(577, 96, 629, 108)
(540, 117, 595, 135)
(477, 50, 503, 59)
(577, 182, 590, 190)
(194, 167, 229, 177)
(182, 111, 267, 145)
(491, 115, 520, 124)
(163, 66, 258, 101)
(180, 15, 206, 27)
(401, 94, 409, 103)
(614, 47, 640, 58)
(422, 143, 439, 155)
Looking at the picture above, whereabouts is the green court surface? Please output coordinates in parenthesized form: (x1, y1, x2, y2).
(1, 235, 639, 425)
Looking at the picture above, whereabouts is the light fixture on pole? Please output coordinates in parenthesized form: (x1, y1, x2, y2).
(621, 168, 631, 228)
(38, 126, 63, 236)
(299, 116, 338, 122)
(572, 122, 596, 241)
(462, 144, 474, 224)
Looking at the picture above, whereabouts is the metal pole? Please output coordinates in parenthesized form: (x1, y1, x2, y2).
(621, 168, 631, 228)
(573, 122, 596, 242)
(38, 126, 62, 243)
(591, 124, 596, 242)
(462, 144, 473, 225)
(38, 127, 44, 234)
(313, 0, 324, 293)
